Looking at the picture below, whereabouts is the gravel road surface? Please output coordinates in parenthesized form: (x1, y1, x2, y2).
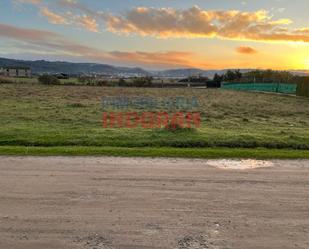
(0, 157, 308, 249)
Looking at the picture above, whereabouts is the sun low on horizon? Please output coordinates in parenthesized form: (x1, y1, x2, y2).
(304, 58, 309, 69)
(0, 0, 309, 70)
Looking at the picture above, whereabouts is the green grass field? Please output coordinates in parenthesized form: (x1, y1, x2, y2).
(1, 146, 309, 159)
(1, 83, 309, 157)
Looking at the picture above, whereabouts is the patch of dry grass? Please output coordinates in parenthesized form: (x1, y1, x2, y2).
(1, 84, 309, 149)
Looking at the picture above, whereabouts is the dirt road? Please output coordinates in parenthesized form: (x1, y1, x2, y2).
(0, 157, 308, 249)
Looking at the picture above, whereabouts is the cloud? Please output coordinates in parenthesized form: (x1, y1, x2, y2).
(236, 46, 258, 54)
(104, 6, 309, 43)
(39, 6, 99, 32)
(13, 2, 309, 43)
(105, 6, 218, 38)
(294, 28, 309, 34)
(40, 7, 67, 24)
(76, 15, 98, 32)
(16, 0, 100, 33)
(0, 23, 61, 42)
(0, 23, 205, 68)
(15, 0, 41, 4)
(107, 51, 207, 67)
(56, 0, 102, 19)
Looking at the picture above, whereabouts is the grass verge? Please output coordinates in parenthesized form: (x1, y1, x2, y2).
(0, 146, 308, 159)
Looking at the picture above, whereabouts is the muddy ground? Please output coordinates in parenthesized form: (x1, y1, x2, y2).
(0, 157, 308, 249)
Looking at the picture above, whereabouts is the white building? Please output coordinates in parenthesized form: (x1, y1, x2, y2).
(2, 67, 31, 77)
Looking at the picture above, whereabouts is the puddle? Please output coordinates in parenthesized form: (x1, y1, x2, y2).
(208, 159, 274, 170)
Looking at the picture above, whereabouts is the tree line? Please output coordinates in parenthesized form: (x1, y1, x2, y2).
(214, 69, 297, 84)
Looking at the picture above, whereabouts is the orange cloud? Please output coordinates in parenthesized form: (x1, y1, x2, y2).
(40, 7, 67, 24)
(104, 6, 309, 43)
(39, 6, 99, 32)
(77, 15, 98, 33)
(236, 46, 258, 54)
(105, 6, 218, 38)
(106, 51, 211, 68)
(294, 28, 309, 34)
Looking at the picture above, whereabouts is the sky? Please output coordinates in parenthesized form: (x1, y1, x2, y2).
(0, 0, 309, 70)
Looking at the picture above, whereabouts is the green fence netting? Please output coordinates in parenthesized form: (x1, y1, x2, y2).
(222, 83, 297, 94)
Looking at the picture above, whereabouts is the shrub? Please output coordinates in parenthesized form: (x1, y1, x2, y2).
(0, 76, 13, 84)
(38, 75, 60, 85)
(132, 76, 153, 87)
(118, 78, 127, 87)
(96, 80, 108, 86)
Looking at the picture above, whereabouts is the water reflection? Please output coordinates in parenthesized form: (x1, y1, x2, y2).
(208, 159, 274, 170)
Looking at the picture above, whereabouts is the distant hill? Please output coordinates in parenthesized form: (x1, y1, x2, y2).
(0, 57, 308, 78)
(289, 70, 309, 76)
(156, 68, 253, 78)
(155, 68, 209, 77)
(0, 57, 149, 76)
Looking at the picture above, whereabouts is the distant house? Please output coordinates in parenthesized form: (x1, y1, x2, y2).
(2, 67, 31, 77)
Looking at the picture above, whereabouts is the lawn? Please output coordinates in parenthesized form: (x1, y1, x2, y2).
(1, 83, 309, 157)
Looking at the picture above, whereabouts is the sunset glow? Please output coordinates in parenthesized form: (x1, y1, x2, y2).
(0, 0, 309, 70)
(304, 59, 309, 69)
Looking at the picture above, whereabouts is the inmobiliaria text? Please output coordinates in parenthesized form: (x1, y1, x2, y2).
(102, 96, 201, 129)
